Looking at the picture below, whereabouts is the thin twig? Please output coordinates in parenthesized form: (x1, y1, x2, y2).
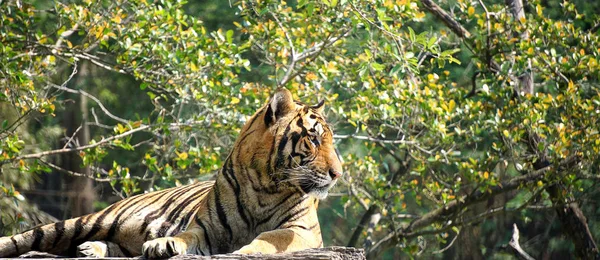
(62, 125, 83, 149)
(10, 125, 150, 162)
(47, 82, 130, 124)
(433, 228, 460, 254)
(334, 134, 415, 144)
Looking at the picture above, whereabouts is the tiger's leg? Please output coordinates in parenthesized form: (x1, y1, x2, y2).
(233, 226, 322, 254)
(76, 241, 126, 257)
(142, 227, 207, 258)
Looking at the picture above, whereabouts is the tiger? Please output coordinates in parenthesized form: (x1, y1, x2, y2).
(0, 88, 343, 258)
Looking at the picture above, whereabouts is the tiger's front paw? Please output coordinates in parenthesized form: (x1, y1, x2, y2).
(233, 245, 259, 254)
(77, 241, 107, 258)
(142, 237, 188, 259)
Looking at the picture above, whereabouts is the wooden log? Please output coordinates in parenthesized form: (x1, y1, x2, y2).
(15, 247, 365, 260)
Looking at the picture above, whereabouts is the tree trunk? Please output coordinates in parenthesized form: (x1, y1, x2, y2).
(62, 62, 96, 217)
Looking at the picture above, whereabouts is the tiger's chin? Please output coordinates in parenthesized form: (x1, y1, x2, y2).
(307, 181, 337, 200)
(308, 188, 329, 200)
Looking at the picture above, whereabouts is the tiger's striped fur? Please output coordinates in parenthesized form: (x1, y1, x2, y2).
(0, 88, 343, 258)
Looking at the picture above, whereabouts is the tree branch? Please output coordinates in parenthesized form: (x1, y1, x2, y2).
(366, 156, 579, 258)
(348, 205, 380, 248)
(508, 224, 535, 260)
(278, 29, 351, 86)
(419, 0, 471, 38)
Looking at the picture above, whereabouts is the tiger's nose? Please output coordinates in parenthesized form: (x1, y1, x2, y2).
(328, 169, 342, 180)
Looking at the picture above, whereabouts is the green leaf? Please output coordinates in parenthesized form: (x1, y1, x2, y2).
(441, 48, 461, 56)
(371, 62, 385, 71)
(408, 27, 416, 43)
(226, 30, 234, 44)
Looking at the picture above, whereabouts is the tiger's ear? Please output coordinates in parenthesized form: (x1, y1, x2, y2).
(264, 88, 295, 126)
(310, 99, 325, 114)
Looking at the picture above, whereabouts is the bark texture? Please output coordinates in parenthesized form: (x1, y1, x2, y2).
(14, 247, 365, 260)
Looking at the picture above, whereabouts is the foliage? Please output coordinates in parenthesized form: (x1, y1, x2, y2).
(1, 0, 600, 258)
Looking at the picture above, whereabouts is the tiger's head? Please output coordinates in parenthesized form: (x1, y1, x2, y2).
(237, 88, 343, 199)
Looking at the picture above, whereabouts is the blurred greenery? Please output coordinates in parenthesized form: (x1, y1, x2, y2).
(1, 0, 600, 259)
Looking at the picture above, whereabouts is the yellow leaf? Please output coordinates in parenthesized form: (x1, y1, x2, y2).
(588, 57, 597, 68)
(112, 15, 121, 24)
(178, 152, 188, 160)
(231, 97, 240, 104)
(468, 6, 475, 16)
(519, 17, 526, 23)
(536, 4, 543, 16)
(415, 12, 425, 19)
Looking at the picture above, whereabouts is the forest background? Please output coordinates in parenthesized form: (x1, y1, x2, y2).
(1, 0, 600, 259)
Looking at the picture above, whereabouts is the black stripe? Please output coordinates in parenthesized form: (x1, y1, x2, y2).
(157, 222, 173, 238)
(166, 239, 175, 256)
(281, 223, 317, 230)
(286, 132, 303, 168)
(119, 244, 133, 257)
(66, 215, 88, 255)
(10, 236, 19, 254)
(275, 206, 310, 229)
(70, 217, 85, 242)
(68, 204, 117, 255)
(246, 107, 264, 129)
(165, 185, 211, 223)
(268, 115, 299, 174)
(157, 186, 210, 237)
(235, 130, 256, 153)
(195, 218, 212, 255)
(274, 115, 301, 170)
(256, 194, 304, 227)
(243, 166, 261, 192)
(106, 189, 166, 240)
(265, 135, 277, 180)
(80, 203, 120, 241)
(214, 183, 233, 238)
(221, 160, 251, 229)
(52, 221, 65, 247)
(30, 227, 44, 251)
(172, 191, 208, 235)
(140, 184, 200, 234)
(172, 210, 194, 236)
